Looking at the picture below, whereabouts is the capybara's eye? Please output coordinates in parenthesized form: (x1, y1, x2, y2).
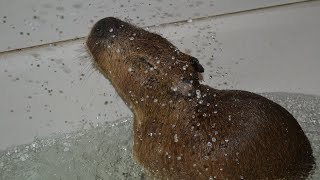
(130, 57, 159, 73)
(137, 57, 154, 68)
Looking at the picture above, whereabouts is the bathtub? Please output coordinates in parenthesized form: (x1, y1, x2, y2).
(0, 0, 319, 179)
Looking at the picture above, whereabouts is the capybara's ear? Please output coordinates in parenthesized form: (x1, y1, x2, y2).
(191, 57, 204, 73)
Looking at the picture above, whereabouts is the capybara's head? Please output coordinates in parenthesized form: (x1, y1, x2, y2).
(86, 17, 204, 101)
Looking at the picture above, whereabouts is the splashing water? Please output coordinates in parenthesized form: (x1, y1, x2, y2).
(0, 92, 319, 180)
(0, 118, 144, 180)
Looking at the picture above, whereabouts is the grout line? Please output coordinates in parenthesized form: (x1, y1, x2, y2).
(0, 0, 315, 55)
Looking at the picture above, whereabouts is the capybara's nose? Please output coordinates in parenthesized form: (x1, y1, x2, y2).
(89, 17, 125, 38)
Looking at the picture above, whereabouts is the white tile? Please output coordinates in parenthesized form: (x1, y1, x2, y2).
(0, 0, 307, 52)
(0, 1, 319, 150)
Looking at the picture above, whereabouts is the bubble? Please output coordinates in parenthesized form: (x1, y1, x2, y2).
(212, 137, 217, 142)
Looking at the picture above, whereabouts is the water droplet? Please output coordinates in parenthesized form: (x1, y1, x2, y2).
(128, 67, 133, 72)
(183, 65, 187, 70)
(174, 134, 178, 142)
(129, 37, 134, 40)
(154, 99, 158, 103)
(207, 142, 212, 147)
(177, 156, 182, 160)
(109, 28, 113, 32)
(196, 89, 201, 99)
(171, 87, 178, 92)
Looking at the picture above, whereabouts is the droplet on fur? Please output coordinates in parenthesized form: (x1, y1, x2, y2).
(174, 134, 178, 142)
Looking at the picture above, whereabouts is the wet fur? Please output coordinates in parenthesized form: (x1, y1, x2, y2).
(86, 17, 315, 179)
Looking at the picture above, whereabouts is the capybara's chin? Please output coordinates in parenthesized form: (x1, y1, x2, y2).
(86, 17, 315, 180)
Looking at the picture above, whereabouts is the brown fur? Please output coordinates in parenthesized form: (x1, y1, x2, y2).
(86, 17, 315, 179)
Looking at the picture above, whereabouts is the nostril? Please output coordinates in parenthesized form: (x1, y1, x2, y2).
(90, 17, 125, 38)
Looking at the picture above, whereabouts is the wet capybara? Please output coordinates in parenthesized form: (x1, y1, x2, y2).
(86, 17, 315, 179)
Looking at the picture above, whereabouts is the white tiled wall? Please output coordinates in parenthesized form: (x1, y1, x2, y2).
(0, 0, 308, 52)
